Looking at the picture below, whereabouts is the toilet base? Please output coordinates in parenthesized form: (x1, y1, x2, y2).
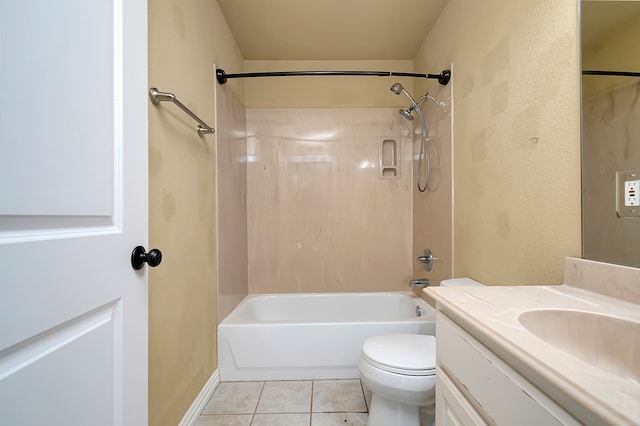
(368, 394, 420, 426)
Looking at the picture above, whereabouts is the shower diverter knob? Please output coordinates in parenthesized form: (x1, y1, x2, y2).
(417, 248, 438, 272)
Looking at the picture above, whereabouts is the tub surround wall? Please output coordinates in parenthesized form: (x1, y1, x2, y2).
(414, 0, 581, 285)
(148, 0, 244, 424)
(216, 78, 249, 322)
(410, 77, 453, 286)
(247, 108, 413, 293)
(245, 60, 424, 293)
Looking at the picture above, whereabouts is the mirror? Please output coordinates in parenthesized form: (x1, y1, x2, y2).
(581, 0, 640, 268)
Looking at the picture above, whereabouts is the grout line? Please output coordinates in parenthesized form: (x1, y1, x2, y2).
(250, 382, 262, 426)
(359, 379, 369, 413)
(251, 381, 266, 423)
(310, 380, 315, 414)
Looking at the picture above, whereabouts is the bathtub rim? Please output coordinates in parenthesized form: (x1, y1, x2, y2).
(219, 290, 435, 326)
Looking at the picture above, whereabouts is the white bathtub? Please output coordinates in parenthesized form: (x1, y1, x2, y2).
(217, 292, 436, 381)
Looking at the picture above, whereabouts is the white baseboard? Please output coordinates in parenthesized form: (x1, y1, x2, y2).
(178, 369, 221, 426)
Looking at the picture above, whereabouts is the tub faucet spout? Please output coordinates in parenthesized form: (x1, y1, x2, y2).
(409, 278, 430, 288)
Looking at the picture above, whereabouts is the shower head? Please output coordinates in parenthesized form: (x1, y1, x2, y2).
(390, 82, 422, 121)
(399, 107, 415, 121)
(390, 82, 418, 106)
(390, 83, 405, 95)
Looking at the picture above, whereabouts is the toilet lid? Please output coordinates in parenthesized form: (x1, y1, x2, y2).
(362, 334, 436, 376)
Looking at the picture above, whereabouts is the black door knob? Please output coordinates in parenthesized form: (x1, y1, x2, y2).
(131, 246, 163, 270)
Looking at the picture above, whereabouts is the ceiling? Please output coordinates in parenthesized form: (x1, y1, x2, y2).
(216, 0, 449, 61)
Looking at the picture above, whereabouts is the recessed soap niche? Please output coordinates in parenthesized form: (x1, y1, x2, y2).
(379, 138, 400, 179)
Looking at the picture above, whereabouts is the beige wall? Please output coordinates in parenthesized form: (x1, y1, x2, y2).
(582, 7, 640, 97)
(148, 0, 243, 424)
(246, 108, 413, 293)
(244, 60, 415, 108)
(415, 0, 582, 285)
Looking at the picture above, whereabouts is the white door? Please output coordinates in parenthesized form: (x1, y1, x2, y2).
(0, 0, 149, 425)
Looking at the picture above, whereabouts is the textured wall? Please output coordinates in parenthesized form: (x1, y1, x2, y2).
(244, 60, 415, 108)
(582, 5, 640, 98)
(247, 109, 413, 293)
(147, 0, 243, 424)
(414, 0, 582, 285)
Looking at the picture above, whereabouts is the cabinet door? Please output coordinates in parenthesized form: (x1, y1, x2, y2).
(436, 367, 487, 426)
(437, 313, 581, 426)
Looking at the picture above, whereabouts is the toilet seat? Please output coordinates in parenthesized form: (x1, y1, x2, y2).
(361, 334, 435, 376)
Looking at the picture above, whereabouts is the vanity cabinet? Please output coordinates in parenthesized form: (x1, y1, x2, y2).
(435, 313, 580, 425)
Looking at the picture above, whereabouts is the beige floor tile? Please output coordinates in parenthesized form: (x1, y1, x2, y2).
(195, 414, 252, 426)
(252, 413, 311, 426)
(201, 381, 264, 415)
(312, 380, 367, 413)
(257, 381, 312, 413)
(311, 412, 368, 426)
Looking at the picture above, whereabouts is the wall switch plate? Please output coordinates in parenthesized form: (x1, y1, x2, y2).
(616, 170, 640, 218)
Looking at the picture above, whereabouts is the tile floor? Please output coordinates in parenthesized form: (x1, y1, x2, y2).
(196, 379, 369, 426)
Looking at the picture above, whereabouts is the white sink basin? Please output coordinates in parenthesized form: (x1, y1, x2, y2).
(519, 309, 640, 383)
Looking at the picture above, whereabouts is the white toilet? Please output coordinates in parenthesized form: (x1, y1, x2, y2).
(359, 333, 436, 426)
(359, 278, 483, 426)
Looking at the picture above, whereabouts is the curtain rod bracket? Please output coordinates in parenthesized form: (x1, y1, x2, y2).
(216, 68, 451, 86)
(216, 69, 228, 85)
(438, 70, 451, 85)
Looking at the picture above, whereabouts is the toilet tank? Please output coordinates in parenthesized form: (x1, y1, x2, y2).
(440, 278, 484, 287)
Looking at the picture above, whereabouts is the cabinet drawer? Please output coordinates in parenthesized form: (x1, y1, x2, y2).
(437, 313, 579, 426)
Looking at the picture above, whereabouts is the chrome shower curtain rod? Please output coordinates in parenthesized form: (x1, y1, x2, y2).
(583, 70, 640, 78)
(216, 68, 451, 86)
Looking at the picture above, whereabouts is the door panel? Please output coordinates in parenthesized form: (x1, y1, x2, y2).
(0, 0, 116, 216)
(0, 302, 120, 425)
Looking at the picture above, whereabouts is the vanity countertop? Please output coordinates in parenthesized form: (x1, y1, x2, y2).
(425, 283, 640, 425)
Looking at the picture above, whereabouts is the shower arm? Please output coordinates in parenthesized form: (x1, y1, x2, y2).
(414, 94, 444, 110)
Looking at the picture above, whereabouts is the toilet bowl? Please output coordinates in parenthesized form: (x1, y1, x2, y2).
(359, 333, 436, 426)
(359, 278, 485, 425)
